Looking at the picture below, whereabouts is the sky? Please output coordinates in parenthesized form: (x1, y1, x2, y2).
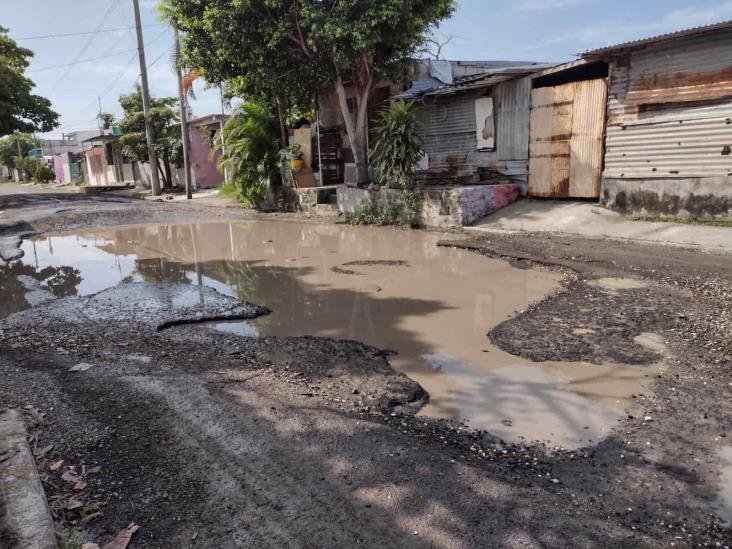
(4, 0, 732, 139)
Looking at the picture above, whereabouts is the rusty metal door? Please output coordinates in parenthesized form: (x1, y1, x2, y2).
(528, 78, 607, 198)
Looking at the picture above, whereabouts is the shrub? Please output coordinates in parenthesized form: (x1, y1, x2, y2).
(370, 101, 423, 188)
(349, 193, 420, 228)
(216, 102, 281, 208)
(34, 164, 55, 183)
(14, 156, 43, 181)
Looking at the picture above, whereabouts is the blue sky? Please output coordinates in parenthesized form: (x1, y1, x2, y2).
(5, 0, 732, 138)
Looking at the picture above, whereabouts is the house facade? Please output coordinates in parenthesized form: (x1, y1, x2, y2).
(188, 114, 228, 189)
(82, 133, 135, 187)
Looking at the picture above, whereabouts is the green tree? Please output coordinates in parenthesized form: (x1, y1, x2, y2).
(0, 26, 59, 136)
(0, 132, 39, 170)
(161, 1, 321, 149)
(116, 85, 182, 188)
(161, 0, 455, 185)
(14, 155, 43, 181)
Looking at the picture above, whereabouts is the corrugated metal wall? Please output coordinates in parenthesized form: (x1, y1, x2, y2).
(416, 92, 479, 168)
(495, 77, 531, 161)
(605, 29, 732, 179)
(416, 81, 531, 171)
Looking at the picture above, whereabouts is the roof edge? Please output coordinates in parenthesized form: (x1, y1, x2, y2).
(583, 19, 732, 56)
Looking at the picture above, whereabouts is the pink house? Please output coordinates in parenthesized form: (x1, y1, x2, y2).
(188, 114, 228, 189)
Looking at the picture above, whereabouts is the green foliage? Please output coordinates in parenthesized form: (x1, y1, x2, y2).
(98, 112, 116, 130)
(34, 164, 55, 183)
(0, 26, 58, 136)
(217, 102, 281, 209)
(161, 0, 455, 183)
(14, 155, 42, 180)
(349, 189, 422, 228)
(371, 101, 423, 188)
(0, 132, 39, 169)
(284, 143, 302, 160)
(116, 86, 182, 187)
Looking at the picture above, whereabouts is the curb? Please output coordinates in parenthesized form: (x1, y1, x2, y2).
(0, 408, 57, 549)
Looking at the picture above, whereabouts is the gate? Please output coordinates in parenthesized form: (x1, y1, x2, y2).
(528, 78, 607, 198)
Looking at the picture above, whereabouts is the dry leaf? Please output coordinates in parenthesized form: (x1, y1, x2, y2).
(36, 445, 53, 458)
(65, 499, 83, 510)
(50, 459, 63, 471)
(102, 522, 140, 549)
(62, 470, 82, 484)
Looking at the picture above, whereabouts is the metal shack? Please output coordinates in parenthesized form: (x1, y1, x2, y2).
(396, 60, 554, 188)
(584, 21, 732, 218)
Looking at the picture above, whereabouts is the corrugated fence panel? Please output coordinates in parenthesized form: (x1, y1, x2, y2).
(495, 77, 531, 161)
(604, 116, 732, 178)
(605, 30, 732, 179)
(417, 94, 477, 167)
(569, 78, 607, 197)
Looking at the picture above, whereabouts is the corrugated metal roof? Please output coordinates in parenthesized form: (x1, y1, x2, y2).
(396, 63, 555, 100)
(393, 77, 446, 100)
(584, 20, 732, 56)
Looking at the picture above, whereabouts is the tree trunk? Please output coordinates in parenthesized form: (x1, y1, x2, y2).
(157, 161, 169, 189)
(275, 93, 288, 149)
(334, 73, 370, 186)
(164, 160, 172, 189)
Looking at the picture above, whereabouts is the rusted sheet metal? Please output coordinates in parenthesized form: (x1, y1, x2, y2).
(495, 77, 531, 161)
(607, 30, 732, 125)
(569, 78, 607, 197)
(529, 84, 571, 197)
(605, 29, 732, 179)
(529, 79, 606, 198)
(417, 93, 476, 164)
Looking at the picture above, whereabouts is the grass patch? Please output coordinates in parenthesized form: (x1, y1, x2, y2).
(217, 180, 256, 208)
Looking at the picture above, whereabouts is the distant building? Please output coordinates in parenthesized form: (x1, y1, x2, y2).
(188, 114, 228, 189)
(81, 133, 135, 187)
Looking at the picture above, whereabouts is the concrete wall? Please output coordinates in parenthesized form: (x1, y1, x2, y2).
(337, 184, 520, 228)
(136, 162, 186, 189)
(601, 176, 732, 218)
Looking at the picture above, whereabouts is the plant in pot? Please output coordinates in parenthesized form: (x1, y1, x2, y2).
(286, 143, 303, 171)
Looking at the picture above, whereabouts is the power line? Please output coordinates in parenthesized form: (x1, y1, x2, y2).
(15, 24, 163, 41)
(28, 49, 138, 72)
(48, 0, 120, 93)
(67, 30, 170, 122)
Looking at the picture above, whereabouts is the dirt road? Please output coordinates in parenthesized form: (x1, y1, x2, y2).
(0, 184, 730, 548)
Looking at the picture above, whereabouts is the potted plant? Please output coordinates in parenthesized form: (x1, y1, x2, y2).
(286, 143, 303, 171)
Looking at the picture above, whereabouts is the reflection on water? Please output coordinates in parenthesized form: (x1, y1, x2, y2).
(8, 220, 661, 448)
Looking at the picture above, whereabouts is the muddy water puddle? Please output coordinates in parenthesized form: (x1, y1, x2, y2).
(5, 220, 662, 449)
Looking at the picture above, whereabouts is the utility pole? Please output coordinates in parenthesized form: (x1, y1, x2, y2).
(219, 85, 229, 185)
(174, 29, 193, 199)
(133, 0, 161, 196)
(14, 130, 22, 156)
